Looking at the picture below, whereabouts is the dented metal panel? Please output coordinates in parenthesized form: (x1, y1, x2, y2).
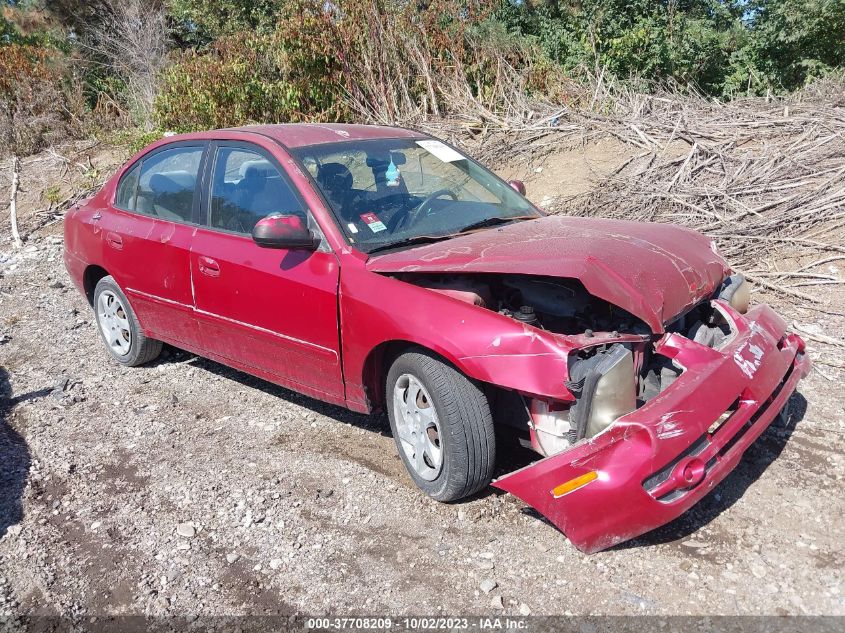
(367, 215, 730, 333)
(493, 304, 811, 553)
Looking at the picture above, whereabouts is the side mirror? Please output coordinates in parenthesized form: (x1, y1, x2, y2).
(508, 180, 526, 196)
(252, 214, 320, 250)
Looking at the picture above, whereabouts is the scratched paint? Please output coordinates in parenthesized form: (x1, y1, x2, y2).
(655, 411, 692, 439)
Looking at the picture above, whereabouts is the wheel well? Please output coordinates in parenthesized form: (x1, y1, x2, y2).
(82, 265, 109, 306)
(361, 340, 418, 413)
(362, 340, 490, 414)
(362, 340, 518, 427)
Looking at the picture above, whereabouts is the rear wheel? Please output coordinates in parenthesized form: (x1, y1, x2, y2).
(386, 349, 495, 501)
(93, 276, 162, 366)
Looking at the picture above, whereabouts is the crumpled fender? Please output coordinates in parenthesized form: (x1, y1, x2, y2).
(341, 264, 606, 406)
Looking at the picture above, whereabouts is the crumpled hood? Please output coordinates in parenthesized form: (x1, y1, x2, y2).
(366, 215, 730, 333)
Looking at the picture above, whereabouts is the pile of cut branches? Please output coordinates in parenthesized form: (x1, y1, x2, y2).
(414, 76, 845, 308)
(566, 82, 845, 306)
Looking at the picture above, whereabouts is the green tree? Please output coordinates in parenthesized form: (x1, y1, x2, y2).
(743, 0, 845, 92)
(167, 0, 283, 46)
(497, 1, 749, 91)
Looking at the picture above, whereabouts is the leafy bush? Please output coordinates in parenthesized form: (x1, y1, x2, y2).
(154, 28, 347, 132)
(155, 0, 564, 129)
(0, 43, 74, 155)
(5, 0, 845, 149)
(168, 0, 283, 45)
(108, 127, 166, 155)
(742, 0, 845, 93)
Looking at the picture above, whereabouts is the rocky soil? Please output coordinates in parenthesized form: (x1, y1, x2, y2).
(0, 142, 843, 622)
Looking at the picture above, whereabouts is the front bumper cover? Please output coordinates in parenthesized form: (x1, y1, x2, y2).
(493, 302, 811, 553)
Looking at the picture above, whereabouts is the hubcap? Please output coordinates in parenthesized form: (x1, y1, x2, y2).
(392, 374, 443, 481)
(97, 290, 132, 356)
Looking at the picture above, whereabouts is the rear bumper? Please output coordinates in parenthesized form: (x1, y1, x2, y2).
(493, 303, 811, 553)
(64, 247, 87, 298)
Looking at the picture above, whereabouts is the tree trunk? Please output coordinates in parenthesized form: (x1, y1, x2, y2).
(10, 155, 22, 249)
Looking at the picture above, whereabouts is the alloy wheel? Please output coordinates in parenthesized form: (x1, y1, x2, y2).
(392, 373, 443, 481)
(97, 290, 132, 356)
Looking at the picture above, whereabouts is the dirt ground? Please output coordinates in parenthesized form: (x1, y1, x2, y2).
(0, 139, 843, 621)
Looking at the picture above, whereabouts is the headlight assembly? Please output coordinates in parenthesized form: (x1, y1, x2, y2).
(566, 343, 636, 441)
(718, 273, 751, 314)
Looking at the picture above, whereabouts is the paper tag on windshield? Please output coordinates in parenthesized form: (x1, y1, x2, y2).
(416, 140, 466, 163)
(360, 212, 387, 233)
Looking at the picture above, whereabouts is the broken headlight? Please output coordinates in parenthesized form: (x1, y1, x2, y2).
(718, 273, 751, 314)
(566, 343, 637, 441)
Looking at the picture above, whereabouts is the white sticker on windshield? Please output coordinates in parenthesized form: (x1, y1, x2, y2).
(416, 140, 466, 163)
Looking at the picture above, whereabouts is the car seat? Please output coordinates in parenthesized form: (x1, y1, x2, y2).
(317, 163, 354, 220)
(144, 172, 196, 221)
(230, 166, 271, 232)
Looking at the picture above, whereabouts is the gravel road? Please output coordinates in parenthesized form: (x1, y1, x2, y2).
(0, 151, 843, 622)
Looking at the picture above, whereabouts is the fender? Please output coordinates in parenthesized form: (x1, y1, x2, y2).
(339, 261, 589, 411)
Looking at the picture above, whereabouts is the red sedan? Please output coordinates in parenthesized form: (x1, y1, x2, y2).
(63, 124, 809, 552)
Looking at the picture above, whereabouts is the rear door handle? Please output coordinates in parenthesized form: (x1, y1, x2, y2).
(105, 232, 123, 250)
(198, 256, 220, 277)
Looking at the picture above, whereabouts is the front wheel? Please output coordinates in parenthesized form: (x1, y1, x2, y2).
(93, 276, 162, 367)
(386, 349, 495, 501)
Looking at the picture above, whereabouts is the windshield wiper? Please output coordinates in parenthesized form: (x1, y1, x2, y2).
(367, 234, 453, 255)
(453, 215, 537, 235)
(366, 216, 538, 255)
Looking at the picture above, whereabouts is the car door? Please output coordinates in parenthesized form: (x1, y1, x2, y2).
(100, 142, 206, 348)
(191, 141, 344, 401)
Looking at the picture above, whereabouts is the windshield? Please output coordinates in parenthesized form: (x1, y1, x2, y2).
(291, 138, 541, 253)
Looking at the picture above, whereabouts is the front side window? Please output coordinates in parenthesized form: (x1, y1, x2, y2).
(133, 146, 204, 222)
(209, 146, 305, 235)
(291, 138, 540, 254)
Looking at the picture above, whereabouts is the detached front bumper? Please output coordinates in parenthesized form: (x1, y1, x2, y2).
(493, 303, 811, 553)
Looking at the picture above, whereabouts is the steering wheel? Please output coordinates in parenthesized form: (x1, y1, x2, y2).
(392, 189, 458, 232)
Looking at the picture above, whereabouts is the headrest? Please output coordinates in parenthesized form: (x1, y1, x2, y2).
(238, 159, 274, 179)
(242, 165, 268, 187)
(318, 162, 353, 192)
(148, 171, 195, 194)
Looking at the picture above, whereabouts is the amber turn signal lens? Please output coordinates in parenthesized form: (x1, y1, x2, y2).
(551, 471, 598, 498)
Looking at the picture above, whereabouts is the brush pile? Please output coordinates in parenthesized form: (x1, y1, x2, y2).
(420, 77, 845, 307)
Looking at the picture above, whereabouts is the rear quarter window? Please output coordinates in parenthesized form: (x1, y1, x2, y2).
(115, 163, 141, 211)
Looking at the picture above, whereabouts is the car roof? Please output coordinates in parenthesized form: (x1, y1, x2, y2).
(166, 123, 426, 149)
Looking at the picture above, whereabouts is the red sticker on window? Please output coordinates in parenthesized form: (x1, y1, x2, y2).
(360, 212, 387, 233)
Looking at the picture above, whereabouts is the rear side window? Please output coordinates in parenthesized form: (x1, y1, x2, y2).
(209, 146, 305, 235)
(115, 163, 140, 211)
(130, 146, 204, 223)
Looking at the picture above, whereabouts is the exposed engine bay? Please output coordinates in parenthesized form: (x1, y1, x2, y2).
(396, 271, 750, 458)
(396, 273, 651, 335)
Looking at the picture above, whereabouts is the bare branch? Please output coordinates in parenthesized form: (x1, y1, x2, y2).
(83, 0, 170, 128)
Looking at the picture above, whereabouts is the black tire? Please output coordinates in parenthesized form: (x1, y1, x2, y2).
(386, 348, 495, 501)
(93, 275, 162, 367)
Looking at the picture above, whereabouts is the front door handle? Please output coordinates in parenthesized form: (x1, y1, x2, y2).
(198, 256, 220, 277)
(105, 232, 123, 250)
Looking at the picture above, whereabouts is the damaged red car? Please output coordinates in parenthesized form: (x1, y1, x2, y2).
(64, 124, 810, 552)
